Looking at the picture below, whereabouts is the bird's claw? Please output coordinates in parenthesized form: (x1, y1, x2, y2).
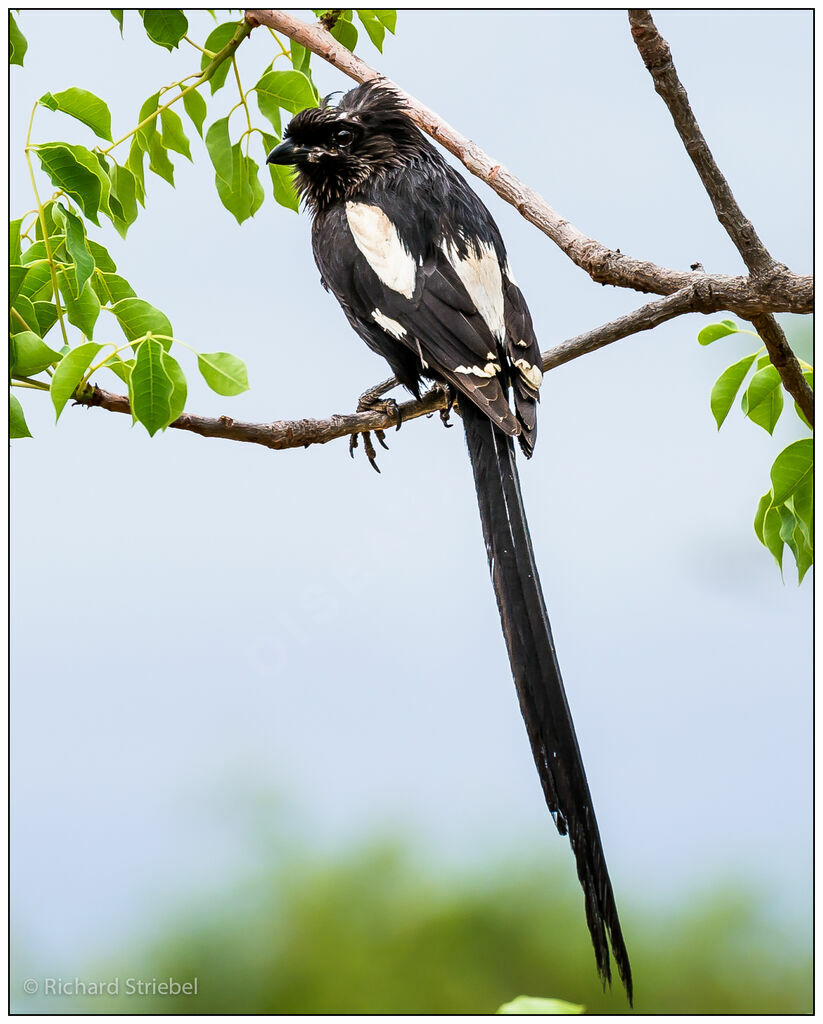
(349, 429, 385, 473)
(348, 379, 402, 472)
(426, 383, 457, 428)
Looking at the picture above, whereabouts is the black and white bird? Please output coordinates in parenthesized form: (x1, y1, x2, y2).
(268, 81, 632, 1001)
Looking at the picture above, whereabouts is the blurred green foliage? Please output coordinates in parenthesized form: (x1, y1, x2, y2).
(46, 839, 810, 1015)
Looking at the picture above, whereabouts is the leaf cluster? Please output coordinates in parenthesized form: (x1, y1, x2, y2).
(10, 200, 249, 438)
(699, 320, 813, 582)
(9, 9, 397, 438)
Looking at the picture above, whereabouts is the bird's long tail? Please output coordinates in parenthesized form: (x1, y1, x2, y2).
(460, 398, 633, 1003)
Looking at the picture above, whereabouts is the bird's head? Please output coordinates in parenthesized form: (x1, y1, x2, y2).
(267, 81, 427, 209)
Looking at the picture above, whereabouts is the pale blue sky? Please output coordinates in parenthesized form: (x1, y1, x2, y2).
(11, 9, 811, 979)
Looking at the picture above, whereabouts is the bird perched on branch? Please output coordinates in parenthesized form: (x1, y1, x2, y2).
(268, 80, 632, 1002)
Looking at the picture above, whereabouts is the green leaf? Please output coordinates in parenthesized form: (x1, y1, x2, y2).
(255, 69, 318, 118)
(254, 78, 281, 134)
(109, 297, 173, 347)
(10, 266, 27, 305)
(290, 39, 312, 75)
(91, 271, 135, 306)
(110, 10, 124, 36)
(778, 503, 798, 550)
(130, 338, 174, 435)
(710, 352, 757, 429)
(87, 239, 116, 272)
(19, 234, 65, 266)
(753, 490, 771, 545)
(10, 218, 23, 264)
(356, 10, 387, 51)
(102, 354, 134, 386)
(261, 132, 299, 211)
(794, 368, 813, 429)
(147, 132, 175, 186)
(268, 161, 298, 211)
(770, 438, 813, 505)
(197, 351, 249, 395)
(9, 12, 28, 67)
(50, 342, 102, 419)
(35, 141, 110, 225)
(34, 200, 60, 240)
(163, 349, 187, 422)
(56, 267, 101, 338)
(10, 395, 33, 439)
(136, 90, 161, 148)
(59, 204, 96, 292)
(17, 262, 53, 302)
(497, 997, 585, 1015)
(697, 319, 739, 346)
(33, 301, 59, 337)
(372, 10, 396, 32)
(789, 470, 813, 546)
(39, 87, 113, 142)
(215, 146, 264, 224)
(793, 521, 814, 584)
(741, 364, 783, 435)
(160, 107, 192, 160)
(108, 162, 139, 235)
(182, 87, 207, 137)
(777, 503, 810, 585)
(11, 294, 39, 335)
(762, 504, 784, 573)
(11, 332, 62, 376)
(140, 9, 188, 50)
(201, 22, 238, 94)
(330, 17, 358, 51)
(126, 137, 146, 206)
(205, 116, 233, 184)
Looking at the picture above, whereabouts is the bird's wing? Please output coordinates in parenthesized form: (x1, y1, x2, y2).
(313, 202, 529, 438)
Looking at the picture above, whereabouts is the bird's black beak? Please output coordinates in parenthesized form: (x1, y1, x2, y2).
(267, 138, 298, 165)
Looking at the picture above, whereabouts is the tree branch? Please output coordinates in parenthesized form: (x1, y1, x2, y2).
(74, 282, 778, 451)
(627, 9, 813, 425)
(242, 8, 812, 321)
(628, 9, 775, 278)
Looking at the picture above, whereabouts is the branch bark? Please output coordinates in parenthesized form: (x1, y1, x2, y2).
(627, 9, 813, 425)
(243, 8, 812, 320)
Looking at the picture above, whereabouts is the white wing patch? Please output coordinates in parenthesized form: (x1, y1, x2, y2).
(503, 260, 518, 287)
(514, 358, 543, 389)
(441, 238, 505, 341)
(372, 309, 406, 339)
(454, 361, 501, 378)
(346, 202, 417, 300)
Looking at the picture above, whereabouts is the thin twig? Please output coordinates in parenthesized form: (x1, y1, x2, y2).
(627, 9, 813, 425)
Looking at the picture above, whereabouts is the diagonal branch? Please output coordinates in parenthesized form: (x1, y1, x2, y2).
(73, 284, 762, 452)
(243, 8, 811, 315)
(628, 9, 813, 426)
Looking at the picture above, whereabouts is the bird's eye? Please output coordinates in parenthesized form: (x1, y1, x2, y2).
(334, 128, 354, 147)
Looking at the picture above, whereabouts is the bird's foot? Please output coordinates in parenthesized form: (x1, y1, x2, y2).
(348, 376, 402, 473)
(355, 387, 403, 431)
(349, 427, 389, 473)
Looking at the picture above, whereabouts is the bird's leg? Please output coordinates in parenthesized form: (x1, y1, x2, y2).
(436, 382, 458, 428)
(349, 375, 401, 472)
